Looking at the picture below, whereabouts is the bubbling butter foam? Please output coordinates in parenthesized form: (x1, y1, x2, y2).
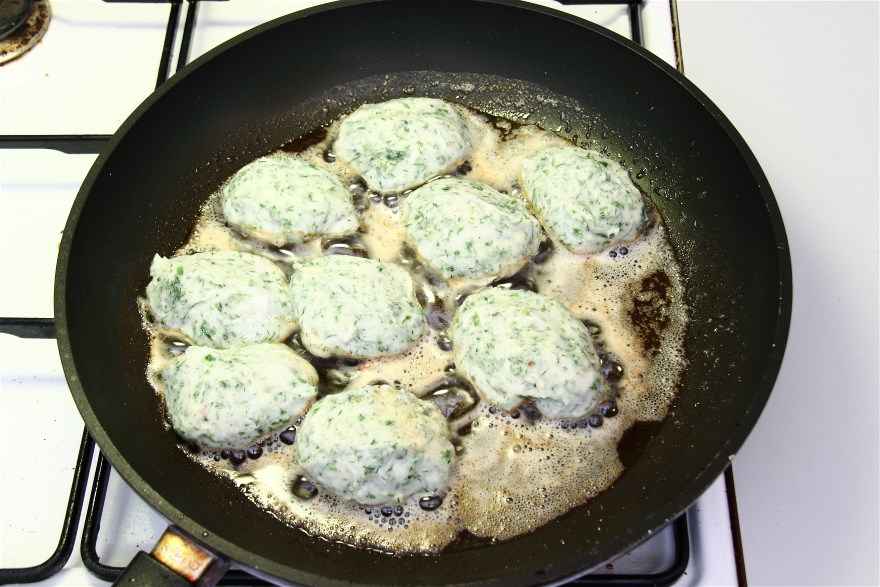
(143, 100, 688, 554)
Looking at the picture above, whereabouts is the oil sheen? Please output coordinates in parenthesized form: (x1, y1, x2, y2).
(142, 101, 688, 555)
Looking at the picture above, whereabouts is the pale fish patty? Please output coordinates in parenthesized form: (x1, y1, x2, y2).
(334, 97, 472, 194)
(220, 153, 358, 247)
(520, 146, 645, 254)
(288, 255, 427, 359)
(450, 288, 608, 419)
(297, 384, 454, 505)
(402, 177, 542, 281)
(146, 251, 295, 348)
(163, 344, 319, 450)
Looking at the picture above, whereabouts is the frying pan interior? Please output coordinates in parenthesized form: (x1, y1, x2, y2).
(56, 1, 790, 585)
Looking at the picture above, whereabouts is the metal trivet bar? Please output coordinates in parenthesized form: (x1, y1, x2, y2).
(0, 1, 689, 585)
(0, 431, 96, 585)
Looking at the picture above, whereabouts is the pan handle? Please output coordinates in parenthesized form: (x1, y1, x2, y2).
(112, 526, 229, 587)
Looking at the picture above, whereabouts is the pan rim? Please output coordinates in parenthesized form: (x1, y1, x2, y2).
(54, 0, 793, 585)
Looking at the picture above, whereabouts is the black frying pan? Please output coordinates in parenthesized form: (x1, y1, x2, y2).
(53, 1, 791, 585)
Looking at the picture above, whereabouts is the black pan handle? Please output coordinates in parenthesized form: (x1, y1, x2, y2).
(0, 318, 56, 339)
(112, 527, 229, 587)
(114, 552, 190, 587)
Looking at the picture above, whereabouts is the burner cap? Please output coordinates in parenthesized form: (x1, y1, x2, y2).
(0, 0, 32, 39)
(0, 0, 48, 65)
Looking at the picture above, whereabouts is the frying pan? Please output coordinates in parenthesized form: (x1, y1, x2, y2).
(52, 0, 791, 584)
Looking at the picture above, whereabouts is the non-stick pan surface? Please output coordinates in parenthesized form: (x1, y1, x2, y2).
(55, 1, 791, 585)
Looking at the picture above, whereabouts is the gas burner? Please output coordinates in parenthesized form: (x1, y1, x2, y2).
(0, 0, 49, 65)
(0, 0, 30, 38)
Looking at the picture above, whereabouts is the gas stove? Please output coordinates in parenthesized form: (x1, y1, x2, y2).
(0, 1, 742, 585)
